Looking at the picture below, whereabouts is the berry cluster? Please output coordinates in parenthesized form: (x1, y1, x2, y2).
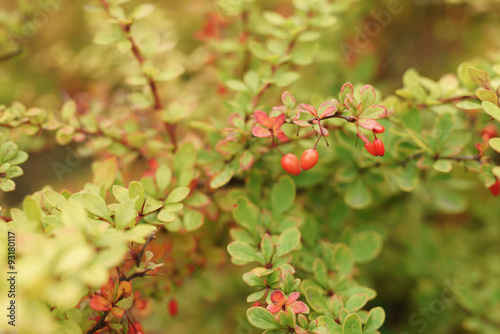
(281, 149, 319, 175)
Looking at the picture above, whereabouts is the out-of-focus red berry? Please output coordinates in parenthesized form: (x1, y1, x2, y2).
(281, 154, 301, 175)
(300, 149, 319, 171)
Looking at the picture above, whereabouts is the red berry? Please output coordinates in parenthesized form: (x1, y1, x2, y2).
(489, 178, 500, 196)
(168, 299, 178, 317)
(372, 124, 385, 134)
(373, 138, 385, 157)
(281, 154, 301, 175)
(300, 149, 319, 171)
(364, 142, 377, 156)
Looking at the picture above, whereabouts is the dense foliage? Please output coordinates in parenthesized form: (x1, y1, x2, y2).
(1, 0, 500, 333)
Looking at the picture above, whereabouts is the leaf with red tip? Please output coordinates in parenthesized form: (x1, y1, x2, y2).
(111, 306, 125, 318)
(340, 82, 354, 101)
(216, 139, 242, 155)
(360, 85, 376, 111)
(239, 151, 255, 170)
(362, 104, 388, 119)
(281, 91, 296, 109)
(252, 127, 271, 138)
(300, 104, 317, 117)
(293, 120, 311, 127)
(90, 294, 112, 312)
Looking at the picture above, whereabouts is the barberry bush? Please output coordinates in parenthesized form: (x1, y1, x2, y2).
(1, 0, 500, 333)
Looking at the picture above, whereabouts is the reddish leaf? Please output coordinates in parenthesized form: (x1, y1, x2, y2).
(272, 113, 286, 129)
(300, 104, 317, 117)
(362, 104, 388, 119)
(252, 127, 271, 138)
(111, 306, 125, 318)
(254, 111, 272, 128)
(116, 281, 133, 301)
(101, 278, 115, 302)
(274, 129, 288, 142)
(89, 294, 112, 312)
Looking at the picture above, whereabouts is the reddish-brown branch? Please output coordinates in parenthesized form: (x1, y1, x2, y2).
(99, 0, 177, 150)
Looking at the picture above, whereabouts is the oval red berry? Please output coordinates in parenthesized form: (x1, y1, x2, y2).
(364, 142, 377, 156)
(168, 299, 178, 317)
(300, 149, 319, 171)
(281, 154, 301, 175)
(489, 178, 500, 196)
(373, 138, 385, 157)
(372, 124, 385, 134)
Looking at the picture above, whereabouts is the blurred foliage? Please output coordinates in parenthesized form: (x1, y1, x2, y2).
(1, 0, 500, 334)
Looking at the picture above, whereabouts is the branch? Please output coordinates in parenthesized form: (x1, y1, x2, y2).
(87, 311, 110, 334)
(0, 47, 22, 62)
(99, 0, 177, 150)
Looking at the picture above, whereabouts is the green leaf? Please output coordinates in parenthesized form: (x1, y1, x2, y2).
(113, 185, 129, 203)
(114, 200, 137, 230)
(342, 313, 362, 334)
(489, 138, 500, 153)
(433, 160, 452, 173)
(344, 179, 372, 210)
(433, 189, 467, 214)
(23, 196, 42, 222)
(456, 101, 482, 110)
(275, 71, 300, 88)
(155, 165, 172, 193)
(183, 209, 204, 231)
(276, 228, 301, 257)
(94, 30, 122, 45)
(233, 197, 259, 232)
(157, 207, 175, 222)
(271, 175, 295, 214)
(44, 190, 67, 210)
(263, 11, 286, 26)
(333, 244, 353, 275)
(467, 67, 490, 89)
(349, 231, 383, 263)
(128, 181, 145, 211)
(249, 41, 269, 60)
(227, 241, 263, 264)
(210, 166, 234, 188)
(131, 3, 155, 20)
(92, 157, 118, 190)
(305, 287, 328, 313)
(247, 307, 282, 330)
(261, 234, 274, 262)
(166, 187, 190, 203)
(476, 89, 498, 104)
(482, 101, 500, 122)
(345, 293, 368, 312)
(82, 193, 112, 222)
(317, 316, 342, 333)
(363, 307, 385, 331)
(359, 85, 375, 111)
(61, 100, 76, 121)
(225, 79, 248, 92)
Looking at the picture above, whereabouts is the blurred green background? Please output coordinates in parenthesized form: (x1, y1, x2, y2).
(1, 0, 500, 333)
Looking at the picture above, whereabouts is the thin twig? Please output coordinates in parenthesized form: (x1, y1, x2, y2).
(99, 0, 177, 150)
